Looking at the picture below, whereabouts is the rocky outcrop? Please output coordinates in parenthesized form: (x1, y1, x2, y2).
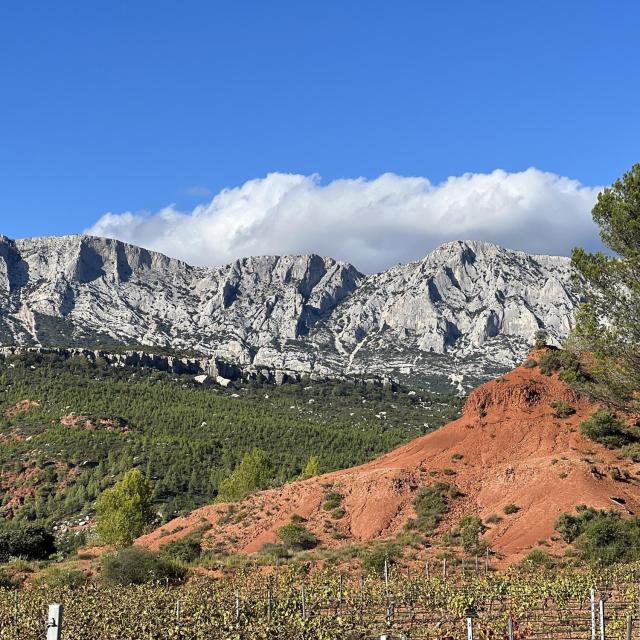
(0, 346, 397, 390)
(0, 235, 580, 389)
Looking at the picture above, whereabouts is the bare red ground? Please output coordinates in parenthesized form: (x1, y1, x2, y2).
(3, 399, 39, 417)
(137, 355, 640, 564)
(60, 413, 129, 432)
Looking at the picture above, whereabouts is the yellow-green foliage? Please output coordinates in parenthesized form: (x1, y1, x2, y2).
(96, 469, 152, 546)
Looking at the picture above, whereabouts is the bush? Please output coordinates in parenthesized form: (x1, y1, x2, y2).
(412, 482, 459, 534)
(580, 409, 633, 448)
(290, 513, 306, 524)
(299, 456, 320, 480)
(621, 443, 640, 462)
(0, 522, 55, 561)
(522, 549, 555, 569)
(503, 504, 520, 515)
(160, 537, 202, 563)
(259, 543, 290, 560)
(523, 359, 537, 369)
(0, 570, 17, 589)
(538, 349, 585, 379)
(42, 565, 89, 589)
(550, 400, 576, 419)
(442, 516, 487, 553)
(555, 506, 640, 565)
(323, 491, 343, 511)
(101, 547, 187, 585)
(555, 506, 590, 543)
(96, 469, 153, 546)
(276, 523, 319, 551)
(458, 516, 487, 553)
(534, 330, 548, 350)
(609, 467, 624, 482)
(360, 542, 400, 575)
(574, 512, 640, 565)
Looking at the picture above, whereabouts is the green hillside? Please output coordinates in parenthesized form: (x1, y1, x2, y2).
(0, 351, 462, 526)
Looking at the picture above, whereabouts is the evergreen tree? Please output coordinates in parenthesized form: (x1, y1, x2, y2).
(299, 455, 320, 480)
(571, 162, 640, 410)
(96, 469, 153, 546)
(217, 449, 273, 502)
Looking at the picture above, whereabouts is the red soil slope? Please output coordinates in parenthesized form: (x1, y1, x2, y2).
(138, 356, 640, 563)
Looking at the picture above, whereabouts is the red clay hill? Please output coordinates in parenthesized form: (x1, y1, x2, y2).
(138, 353, 640, 563)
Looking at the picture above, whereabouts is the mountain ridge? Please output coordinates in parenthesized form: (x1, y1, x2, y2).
(0, 234, 579, 390)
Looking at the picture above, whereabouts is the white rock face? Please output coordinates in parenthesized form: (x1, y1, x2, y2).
(0, 235, 580, 388)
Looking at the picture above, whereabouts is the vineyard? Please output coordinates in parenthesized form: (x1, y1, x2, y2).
(4, 565, 640, 639)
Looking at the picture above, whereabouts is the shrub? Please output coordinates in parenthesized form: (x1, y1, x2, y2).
(555, 506, 591, 543)
(276, 523, 319, 551)
(299, 456, 320, 480)
(503, 504, 520, 515)
(457, 516, 487, 553)
(259, 543, 290, 560)
(575, 512, 639, 565)
(160, 537, 202, 563)
(42, 565, 89, 589)
(451, 453, 463, 461)
(580, 409, 633, 448)
(523, 359, 537, 369)
(101, 547, 187, 585)
(0, 570, 17, 589)
(538, 349, 585, 379)
(621, 443, 640, 462)
(550, 400, 576, 419)
(0, 522, 55, 562)
(290, 513, 306, 524)
(323, 491, 343, 511)
(412, 482, 459, 534)
(534, 330, 548, 350)
(522, 549, 555, 569)
(360, 542, 400, 575)
(442, 468, 456, 476)
(555, 505, 640, 565)
(609, 467, 623, 482)
(485, 513, 502, 525)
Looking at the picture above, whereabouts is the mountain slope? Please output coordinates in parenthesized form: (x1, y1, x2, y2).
(0, 234, 579, 389)
(138, 354, 640, 563)
(0, 350, 461, 525)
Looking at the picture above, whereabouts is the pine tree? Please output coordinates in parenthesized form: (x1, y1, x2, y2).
(570, 162, 640, 410)
(299, 455, 320, 480)
(217, 449, 273, 502)
(96, 469, 153, 546)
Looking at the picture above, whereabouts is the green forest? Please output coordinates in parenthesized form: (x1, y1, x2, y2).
(0, 351, 462, 527)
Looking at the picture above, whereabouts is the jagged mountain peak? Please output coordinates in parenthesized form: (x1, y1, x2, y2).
(0, 233, 579, 389)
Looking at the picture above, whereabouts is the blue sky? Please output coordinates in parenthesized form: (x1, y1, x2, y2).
(1, 2, 639, 270)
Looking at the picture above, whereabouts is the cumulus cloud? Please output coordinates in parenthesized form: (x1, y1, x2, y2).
(86, 168, 603, 273)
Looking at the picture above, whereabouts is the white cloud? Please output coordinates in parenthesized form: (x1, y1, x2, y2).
(87, 168, 603, 273)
